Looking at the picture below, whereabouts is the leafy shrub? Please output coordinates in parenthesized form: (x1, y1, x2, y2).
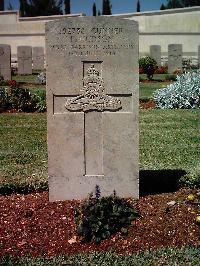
(74, 186, 138, 243)
(30, 89, 46, 112)
(0, 79, 9, 86)
(8, 80, 17, 87)
(139, 56, 157, 80)
(0, 81, 46, 112)
(0, 88, 8, 110)
(36, 72, 46, 85)
(153, 70, 200, 109)
(6, 86, 35, 112)
(155, 66, 168, 74)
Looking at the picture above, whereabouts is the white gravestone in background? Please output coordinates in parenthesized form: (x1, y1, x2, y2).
(46, 17, 139, 201)
(17, 46, 32, 75)
(32, 47, 44, 70)
(0, 44, 11, 80)
(168, 44, 182, 73)
(150, 45, 161, 67)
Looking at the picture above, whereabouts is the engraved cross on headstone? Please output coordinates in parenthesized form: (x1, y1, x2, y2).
(54, 63, 131, 177)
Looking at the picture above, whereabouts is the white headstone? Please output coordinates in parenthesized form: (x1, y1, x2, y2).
(168, 44, 182, 73)
(32, 47, 44, 70)
(17, 46, 32, 75)
(0, 44, 11, 80)
(46, 17, 139, 201)
(150, 45, 161, 66)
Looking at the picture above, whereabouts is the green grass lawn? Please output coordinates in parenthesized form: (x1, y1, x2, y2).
(139, 82, 170, 99)
(12, 74, 38, 83)
(1, 246, 199, 266)
(0, 109, 199, 191)
(140, 109, 200, 174)
(0, 113, 47, 190)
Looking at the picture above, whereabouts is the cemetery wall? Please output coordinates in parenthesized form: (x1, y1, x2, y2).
(116, 7, 200, 57)
(0, 7, 199, 58)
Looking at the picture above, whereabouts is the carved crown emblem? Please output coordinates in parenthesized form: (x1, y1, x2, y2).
(65, 64, 122, 112)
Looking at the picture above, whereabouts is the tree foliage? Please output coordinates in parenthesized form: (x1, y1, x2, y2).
(0, 0, 4, 11)
(93, 2, 97, 16)
(19, 0, 63, 17)
(64, 0, 70, 14)
(136, 0, 140, 12)
(160, 0, 200, 9)
(102, 0, 112, 15)
(160, 3, 166, 9)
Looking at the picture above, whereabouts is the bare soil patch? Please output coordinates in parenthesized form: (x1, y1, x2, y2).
(1, 188, 199, 257)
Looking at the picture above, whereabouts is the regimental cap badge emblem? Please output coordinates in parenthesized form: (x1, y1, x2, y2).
(65, 64, 122, 112)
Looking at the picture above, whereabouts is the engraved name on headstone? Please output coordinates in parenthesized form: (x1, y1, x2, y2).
(46, 17, 139, 201)
(17, 46, 32, 75)
(33, 47, 44, 70)
(150, 45, 161, 66)
(168, 44, 182, 73)
(0, 44, 11, 80)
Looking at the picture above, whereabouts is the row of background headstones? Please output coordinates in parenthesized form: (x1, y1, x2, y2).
(0, 45, 44, 80)
(0, 44, 200, 81)
(150, 44, 200, 72)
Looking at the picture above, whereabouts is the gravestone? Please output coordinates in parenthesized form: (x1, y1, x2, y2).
(150, 45, 161, 66)
(198, 45, 200, 68)
(46, 17, 139, 201)
(32, 47, 44, 70)
(17, 46, 32, 74)
(168, 44, 182, 73)
(0, 44, 11, 80)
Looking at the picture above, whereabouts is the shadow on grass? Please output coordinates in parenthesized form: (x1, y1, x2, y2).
(0, 182, 48, 196)
(139, 169, 187, 197)
(1, 170, 187, 197)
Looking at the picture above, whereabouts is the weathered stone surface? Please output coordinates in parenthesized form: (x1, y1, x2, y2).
(0, 44, 11, 80)
(17, 46, 32, 74)
(198, 45, 200, 68)
(168, 44, 182, 73)
(150, 45, 161, 66)
(32, 46, 44, 70)
(46, 17, 139, 201)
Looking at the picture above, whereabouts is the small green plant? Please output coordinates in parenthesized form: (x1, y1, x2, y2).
(74, 185, 138, 243)
(179, 172, 200, 189)
(139, 56, 157, 80)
